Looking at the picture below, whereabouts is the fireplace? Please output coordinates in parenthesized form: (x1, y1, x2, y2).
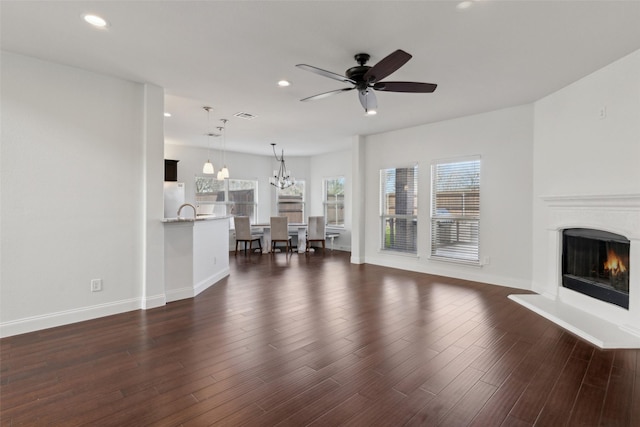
(509, 194, 640, 348)
(562, 228, 630, 309)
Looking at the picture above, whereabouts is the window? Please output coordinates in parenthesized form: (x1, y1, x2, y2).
(277, 181, 305, 223)
(380, 166, 418, 254)
(195, 177, 258, 223)
(227, 179, 258, 221)
(323, 177, 345, 227)
(430, 157, 480, 263)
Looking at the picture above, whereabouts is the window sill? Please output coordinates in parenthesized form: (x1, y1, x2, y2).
(428, 255, 481, 267)
(378, 249, 420, 259)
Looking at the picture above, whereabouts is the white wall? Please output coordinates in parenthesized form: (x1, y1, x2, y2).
(363, 105, 534, 289)
(532, 49, 640, 295)
(0, 52, 164, 336)
(309, 148, 352, 251)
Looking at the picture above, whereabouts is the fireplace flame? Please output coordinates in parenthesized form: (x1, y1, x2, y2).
(604, 248, 627, 276)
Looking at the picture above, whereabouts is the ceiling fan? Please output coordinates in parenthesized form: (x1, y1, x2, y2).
(296, 49, 437, 115)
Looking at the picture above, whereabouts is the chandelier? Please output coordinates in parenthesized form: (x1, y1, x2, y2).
(269, 143, 295, 189)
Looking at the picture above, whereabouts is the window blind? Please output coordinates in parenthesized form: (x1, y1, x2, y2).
(228, 179, 258, 222)
(380, 166, 418, 254)
(431, 158, 480, 263)
(277, 181, 305, 223)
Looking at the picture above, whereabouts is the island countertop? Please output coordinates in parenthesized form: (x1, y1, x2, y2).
(162, 215, 231, 223)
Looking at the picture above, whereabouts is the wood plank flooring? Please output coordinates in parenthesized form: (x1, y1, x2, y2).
(1, 251, 638, 426)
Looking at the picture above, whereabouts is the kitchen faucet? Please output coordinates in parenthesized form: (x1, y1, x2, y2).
(177, 203, 196, 219)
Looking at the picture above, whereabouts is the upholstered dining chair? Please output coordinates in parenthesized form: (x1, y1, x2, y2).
(270, 216, 292, 254)
(306, 216, 326, 253)
(233, 216, 262, 256)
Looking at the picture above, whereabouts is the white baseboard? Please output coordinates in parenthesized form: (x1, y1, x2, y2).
(194, 268, 230, 297)
(2, 270, 233, 338)
(0, 298, 142, 338)
(165, 268, 230, 303)
(364, 254, 531, 291)
(142, 294, 166, 309)
(165, 286, 196, 303)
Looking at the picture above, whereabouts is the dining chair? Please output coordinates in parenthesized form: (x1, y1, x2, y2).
(233, 216, 262, 256)
(270, 216, 292, 254)
(306, 216, 326, 253)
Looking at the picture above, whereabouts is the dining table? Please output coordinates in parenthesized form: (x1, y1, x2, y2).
(252, 223, 307, 253)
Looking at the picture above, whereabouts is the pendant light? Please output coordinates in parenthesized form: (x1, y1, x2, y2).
(269, 143, 295, 189)
(217, 119, 230, 180)
(202, 106, 215, 175)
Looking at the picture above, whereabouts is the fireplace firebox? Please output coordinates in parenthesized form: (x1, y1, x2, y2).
(562, 228, 630, 309)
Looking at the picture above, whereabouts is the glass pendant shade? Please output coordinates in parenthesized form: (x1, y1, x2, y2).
(203, 160, 214, 174)
(202, 106, 215, 175)
(219, 119, 230, 179)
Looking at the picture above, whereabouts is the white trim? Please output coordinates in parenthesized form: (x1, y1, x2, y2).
(166, 268, 230, 303)
(141, 294, 167, 310)
(540, 193, 640, 208)
(0, 298, 142, 338)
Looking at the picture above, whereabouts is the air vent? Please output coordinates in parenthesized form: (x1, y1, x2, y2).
(233, 112, 257, 120)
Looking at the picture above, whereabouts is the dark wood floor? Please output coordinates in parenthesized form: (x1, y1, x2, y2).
(1, 251, 639, 426)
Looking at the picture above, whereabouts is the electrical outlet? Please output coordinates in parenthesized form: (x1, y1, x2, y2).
(482, 256, 491, 266)
(598, 106, 607, 119)
(91, 279, 103, 292)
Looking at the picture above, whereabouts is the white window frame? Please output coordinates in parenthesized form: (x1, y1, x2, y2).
(430, 156, 481, 264)
(195, 176, 258, 224)
(323, 176, 345, 228)
(380, 165, 418, 254)
(227, 179, 259, 223)
(276, 180, 305, 224)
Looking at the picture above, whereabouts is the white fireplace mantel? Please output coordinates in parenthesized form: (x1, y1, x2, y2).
(510, 193, 640, 349)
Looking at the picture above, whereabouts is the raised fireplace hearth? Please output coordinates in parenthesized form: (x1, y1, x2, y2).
(510, 194, 640, 349)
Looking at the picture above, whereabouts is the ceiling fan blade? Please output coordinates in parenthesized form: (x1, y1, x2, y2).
(300, 87, 354, 102)
(373, 81, 437, 93)
(363, 49, 412, 84)
(359, 89, 377, 111)
(296, 64, 356, 84)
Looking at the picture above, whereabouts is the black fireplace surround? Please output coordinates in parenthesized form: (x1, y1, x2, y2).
(562, 228, 630, 309)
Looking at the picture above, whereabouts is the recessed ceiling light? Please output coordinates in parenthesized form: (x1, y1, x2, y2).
(456, 1, 473, 10)
(164, 112, 172, 117)
(83, 14, 108, 28)
(278, 80, 291, 87)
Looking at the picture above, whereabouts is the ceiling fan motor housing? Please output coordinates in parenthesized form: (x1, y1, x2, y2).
(346, 53, 372, 85)
(346, 65, 370, 81)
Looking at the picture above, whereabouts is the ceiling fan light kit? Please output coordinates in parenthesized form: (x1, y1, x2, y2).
(297, 49, 437, 114)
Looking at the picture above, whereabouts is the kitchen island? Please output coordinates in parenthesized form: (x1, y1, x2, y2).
(163, 215, 230, 302)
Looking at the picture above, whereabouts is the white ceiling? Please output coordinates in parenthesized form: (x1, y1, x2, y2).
(2, 1, 640, 156)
